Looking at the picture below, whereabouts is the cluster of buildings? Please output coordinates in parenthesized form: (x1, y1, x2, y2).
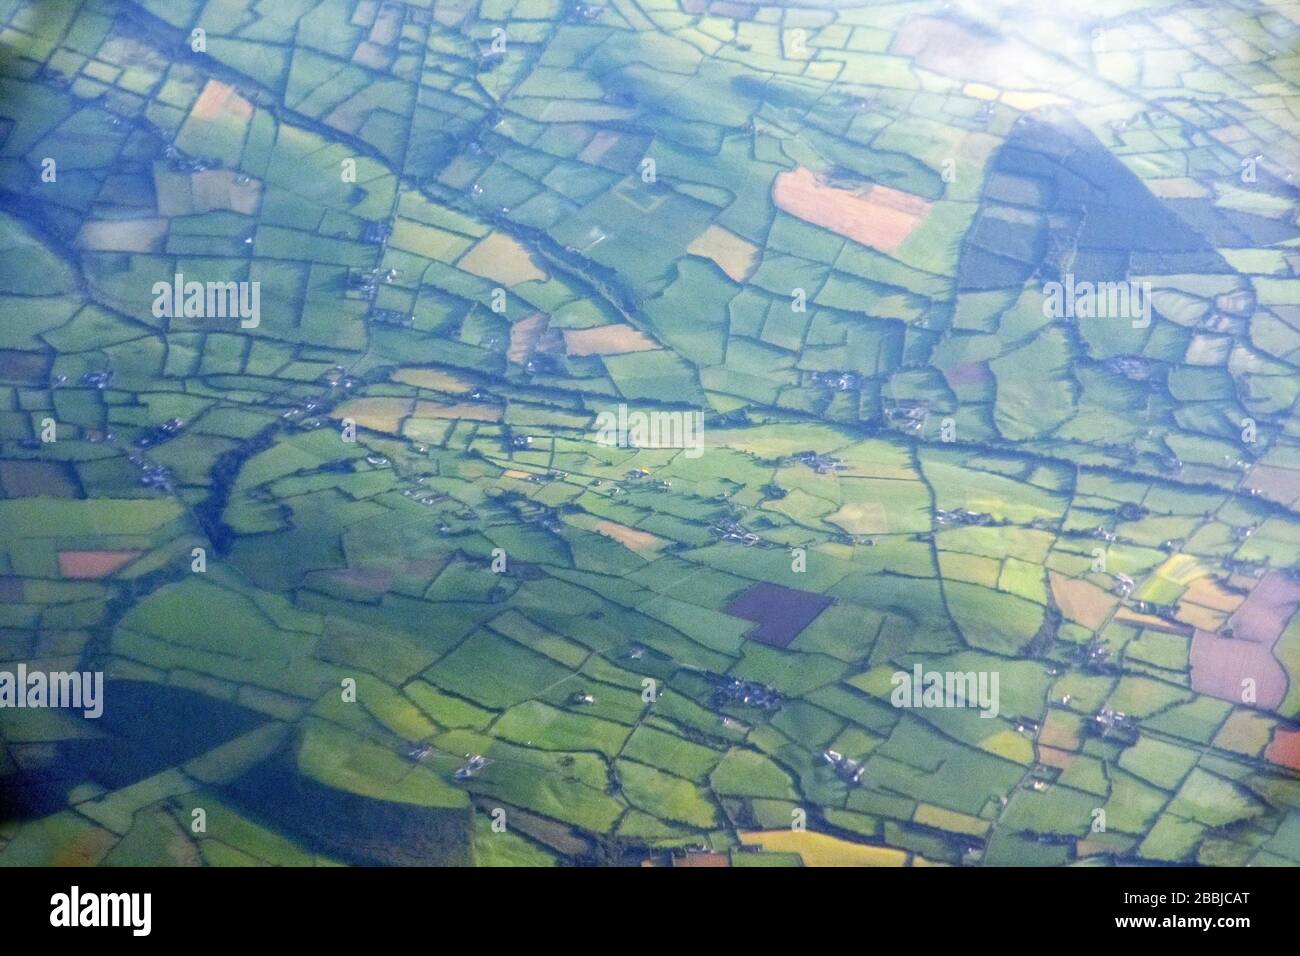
(370, 308, 412, 326)
(360, 220, 392, 245)
(936, 508, 994, 526)
(1077, 637, 1113, 669)
(621, 468, 670, 491)
(1105, 355, 1152, 381)
(808, 370, 861, 392)
(563, 0, 605, 23)
(821, 749, 866, 786)
(408, 744, 433, 762)
(349, 224, 413, 326)
(128, 454, 172, 489)
(162, 144, 217, 174)
(322, 366, 361, 390)
(347, 267, 382, 300)
(784, 450, 846, 475)
(707, 673, 781, 712)
(885, 401, 930, 432)
(1092, 707, 1134, 738)
(402, 475, 447, 507)
(524, 471, 567, 487)
(710, 518, 760, 547)
(454, 754, 491, 780)
(134, 417, 185, 449)
(94, 415, 180, 488)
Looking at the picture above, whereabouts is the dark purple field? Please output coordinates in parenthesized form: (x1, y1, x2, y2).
(723, 582, 834, 648)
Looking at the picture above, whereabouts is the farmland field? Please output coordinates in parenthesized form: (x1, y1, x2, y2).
(0, 0, 1299, 874)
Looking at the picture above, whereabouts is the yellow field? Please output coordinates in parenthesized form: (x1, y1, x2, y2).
(412, 399, 502, 422)
(331, 397, 413, 433)
(979, 728, 1033, 764)
(390, 218, 474, 262)
(940, 550, 1003, 588)
(688, 224, 759, 282)
(457, 232, 547, 285)
(1181, 576, 1247, 613)
(913, 804, 991, 837)
(1212, 710, 1274, 757)
(391, 367, 476, 394)
(738, 830, 907, 866)
(155, 165, 263, 217)
(826, 502, 889, 536)
(76, 218, 168, 252)
(1154, 553, 1210, 586)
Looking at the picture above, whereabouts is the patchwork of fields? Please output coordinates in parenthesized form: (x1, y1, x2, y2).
(1, 0, 1299, 867)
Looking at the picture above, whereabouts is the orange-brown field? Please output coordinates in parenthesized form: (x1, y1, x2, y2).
(577, 130, 622, 165)
(1246, 466, 1300, 510)
(191, 79, 254, 122)
(0, 460, 78, 497)
(943, 361, 992, 387)
(1036, 745, 1074, 770)
(1050, 572, 1118, 631)
(1039, 709, 1082, 751)
(772, 166, 930, 254)
(891, 16, 1001, 81)
(508, 313, 547, 365)
(1115, 606, 1194, 634)
(670, 852, 729, 867)
(331, 397, 413, 433)
(310, 566, 394, 598)
(593, 520, 668, 553)
(562, 324, 659, 356)
(57, 550, 142, 579)
(890, 13, 1058, 92)
(0, 349, 49, 383)
(1265, 727, 1300, 771)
